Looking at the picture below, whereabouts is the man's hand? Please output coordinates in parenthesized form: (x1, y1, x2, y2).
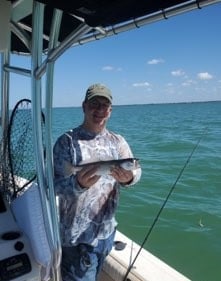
(76, 164, 100, 189)
(111, 166, 133, 185)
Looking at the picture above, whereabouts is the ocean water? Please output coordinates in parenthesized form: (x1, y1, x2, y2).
(52, 101, 221, 281)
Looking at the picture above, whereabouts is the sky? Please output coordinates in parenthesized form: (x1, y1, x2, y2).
(8, 2, 221, 107)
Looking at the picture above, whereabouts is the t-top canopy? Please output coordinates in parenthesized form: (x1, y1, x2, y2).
(7, 0, 221, 54)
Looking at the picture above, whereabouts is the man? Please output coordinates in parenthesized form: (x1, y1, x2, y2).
(53, 83, 141, 281)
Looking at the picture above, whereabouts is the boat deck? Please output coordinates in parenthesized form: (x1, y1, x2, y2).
(99, 231, 191, 281)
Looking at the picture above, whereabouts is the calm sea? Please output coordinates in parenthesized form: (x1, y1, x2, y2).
(52, 101, 221, 281)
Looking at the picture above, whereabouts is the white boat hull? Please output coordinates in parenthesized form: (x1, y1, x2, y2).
(99, 231, 191, 281)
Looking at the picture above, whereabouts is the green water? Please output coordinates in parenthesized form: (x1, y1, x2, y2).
(52, 101, 221, 281)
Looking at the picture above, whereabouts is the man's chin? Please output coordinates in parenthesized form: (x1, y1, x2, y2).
(93, 117, 106, 124)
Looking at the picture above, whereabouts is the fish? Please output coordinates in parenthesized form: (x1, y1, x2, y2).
(63, 158, 139, 177)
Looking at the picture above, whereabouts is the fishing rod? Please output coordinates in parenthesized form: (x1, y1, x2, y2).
(122, 127, 208, 281)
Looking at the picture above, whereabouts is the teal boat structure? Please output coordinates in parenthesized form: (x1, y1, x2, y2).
(0, 1, 220, 280)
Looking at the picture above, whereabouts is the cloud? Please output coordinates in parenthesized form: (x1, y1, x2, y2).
(102, 65, 122, 71)
(166, 83, 173, 87)
(147, 58, 164, 65)
(102, 65, 114, 71)
(132, 82, 151, 87)
(197, 72, 213, 80)
(171, 69, 185, 77)
(181, 79, 195, 87)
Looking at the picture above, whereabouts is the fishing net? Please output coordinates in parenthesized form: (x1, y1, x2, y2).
(0, 98, 45, 201)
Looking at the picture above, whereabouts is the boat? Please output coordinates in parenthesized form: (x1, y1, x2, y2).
(0, 1, 220, 281)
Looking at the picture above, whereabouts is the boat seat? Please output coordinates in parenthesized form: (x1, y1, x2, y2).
(11, 182, 52, 281)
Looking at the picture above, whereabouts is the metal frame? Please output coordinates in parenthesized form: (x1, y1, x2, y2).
(1, 0, 221, 280)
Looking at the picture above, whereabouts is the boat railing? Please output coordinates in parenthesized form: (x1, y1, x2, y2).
(1, 1, 221, 281)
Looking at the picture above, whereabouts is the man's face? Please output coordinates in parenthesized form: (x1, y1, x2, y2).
(83, 96, 112, 132)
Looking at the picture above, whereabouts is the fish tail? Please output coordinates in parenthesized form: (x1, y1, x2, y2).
(64, 161, 77, 177)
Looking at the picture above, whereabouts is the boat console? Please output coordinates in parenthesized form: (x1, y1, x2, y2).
(0, 193, 40, 281)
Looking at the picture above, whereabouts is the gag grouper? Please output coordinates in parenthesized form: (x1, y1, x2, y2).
(64, 158, 139, 177)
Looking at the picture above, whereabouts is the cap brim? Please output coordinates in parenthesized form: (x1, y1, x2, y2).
(87, 93, 112, 103)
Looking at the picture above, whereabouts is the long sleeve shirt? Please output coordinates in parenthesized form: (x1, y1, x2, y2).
(53, 125, 141, 247)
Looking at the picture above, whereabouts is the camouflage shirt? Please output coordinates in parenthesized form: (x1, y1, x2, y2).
(53, 126, 141, 247)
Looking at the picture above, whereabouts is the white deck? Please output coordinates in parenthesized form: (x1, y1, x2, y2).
(100, 230, 191, 281)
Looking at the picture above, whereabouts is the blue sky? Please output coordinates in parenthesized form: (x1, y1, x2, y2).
(9, 2, 221, 107)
